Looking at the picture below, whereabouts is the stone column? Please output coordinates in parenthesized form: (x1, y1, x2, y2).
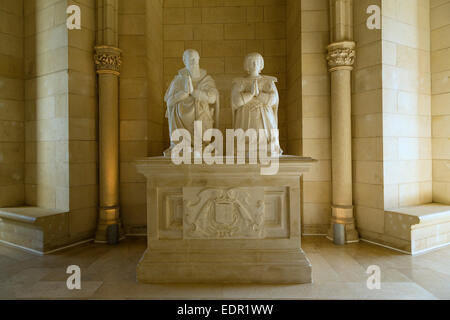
(326, 41, 359, 243)
(94, 45, 123, 243)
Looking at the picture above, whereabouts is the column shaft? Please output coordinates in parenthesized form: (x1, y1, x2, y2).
(96, 73, 120, 242)
(326, 41, 359, 243)
(94, 45, 123, 243)
(331, 69, 353, 207)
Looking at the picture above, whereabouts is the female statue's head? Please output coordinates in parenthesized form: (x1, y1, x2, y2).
(244, 52, 264, 76)
(183, 49, 200, 72)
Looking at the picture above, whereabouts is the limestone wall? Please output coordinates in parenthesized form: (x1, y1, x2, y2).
(118, 0, 150, 234)
(146, 0, 165, 157)
(0, 0, 24, 207)
(353, 0, 437, 243)
(300, 0, 331, 235)
(162, 0, 288, 149)
(431, 0, 450, 204)
(118, 0, 164, 234)
(24, 0, 70, 210)
(21, 0, 97, 240)
(381, 0, 432, 209)
(286, 0, 302, 156)
(67, 0, 98, 240)
(352, 0, 385, 234)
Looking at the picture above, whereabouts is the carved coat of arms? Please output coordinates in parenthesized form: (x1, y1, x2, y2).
(183, 188, 265, 239)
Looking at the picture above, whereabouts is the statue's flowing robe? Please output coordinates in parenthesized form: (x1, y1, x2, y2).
(164, 68, 219, 153)
(231, 75, 283, 155)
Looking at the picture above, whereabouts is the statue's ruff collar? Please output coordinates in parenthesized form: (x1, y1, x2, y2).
(233, 75, 278, 84)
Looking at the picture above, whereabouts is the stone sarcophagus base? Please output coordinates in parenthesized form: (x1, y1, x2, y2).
(135, 156, 316, 284)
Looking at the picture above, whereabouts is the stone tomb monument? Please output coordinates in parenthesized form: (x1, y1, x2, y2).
(136, 51, 316, 284)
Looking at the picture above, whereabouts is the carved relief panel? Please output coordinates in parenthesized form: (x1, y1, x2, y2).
(158, 186, 291, 240)
(183, 187, 265, 239)
(264, 187, 290, 238)
(158, 188, 184, 239)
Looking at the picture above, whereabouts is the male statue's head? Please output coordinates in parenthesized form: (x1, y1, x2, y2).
(244, 52, 264, 77)
(183, 49, 200, 74)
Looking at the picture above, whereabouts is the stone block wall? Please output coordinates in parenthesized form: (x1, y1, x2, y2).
(352, 0, 385, 234)
(118, 0, 164, 234)
(286, 0, 302, 156)
(146, 0, 165, 157)
(300, 0, 331, 235)
(381, 0, 432, 209)
(67, 0, 98, 240)
(0, 0, 24, 207)
(118, 0, 149, 234)
(24, 0, 70, 210)
(431, 0, 450, 204)
(22, 0, 98, 240)
(353, 0, 445, 246)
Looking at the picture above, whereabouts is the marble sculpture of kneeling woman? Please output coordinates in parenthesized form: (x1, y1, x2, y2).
(231, 52, 283, 156)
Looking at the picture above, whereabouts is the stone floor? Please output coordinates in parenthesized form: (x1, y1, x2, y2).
(0, 236, 449, 300)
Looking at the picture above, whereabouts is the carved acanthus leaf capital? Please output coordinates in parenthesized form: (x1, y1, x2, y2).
(327, 41, 356, 72)
(94, 46, 122, 76)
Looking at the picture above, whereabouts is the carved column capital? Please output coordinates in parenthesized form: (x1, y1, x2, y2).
(327, 41, 356, 72)
(94, 45, 122, 76)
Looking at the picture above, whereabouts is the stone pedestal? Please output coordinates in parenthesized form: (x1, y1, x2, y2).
(135, 156, 316, 284)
